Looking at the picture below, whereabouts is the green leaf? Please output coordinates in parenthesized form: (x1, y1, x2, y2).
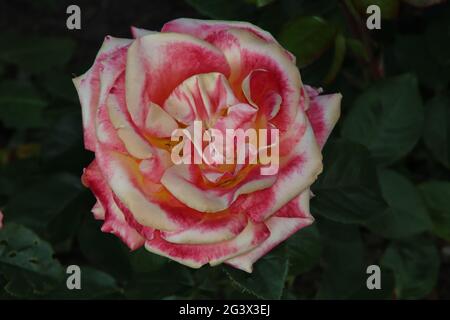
(224, 245, 288, 299)
(347, 38, 370, 62)
(125, 263, 194, 299)
(323, 33, 346, 85)
(46, 189, 92, 252)
(367, 169, 432, 238)
(0, 81, 47, 129)
(0, 223, 64, 297)
(311, 139, 387, 224)
(392, 35, 450, 90)
(129, 247, 168, 274)
(42, 73, 79, 102)
(279, 16, 336, 67)
(41, 111, 91, 174)
(348, 268, 396, 299)
(5, 173, 83, 234)
(186, 0, 256, 20)
(341, 74, 424, 164)
(0, 35, 75, 73)
(382, 237, 439, 299)
(286, 225, 322, 275)
(316, 219, 366, 299)
(46, 267, 121, 299)
(423, 95, 450, 168)
(419, 181, 450, 241)
(77, 217, 132, 281)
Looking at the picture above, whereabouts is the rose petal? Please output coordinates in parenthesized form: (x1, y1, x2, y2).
(230, 110, 322, 222)
(145, 219, 270, 268)
(95, 140, 226, 233)
(202, 28, 302, 132)
(82, 161, 145, 250)
(306, 92, 342, 149)
(161, 163, 276, 213)
(242, 69, 282, 120)
(125, 33, 231, 128)
(130, 26, 156, 38)
(145, 102, 179, 138)
(91, 200, 105, 220)
(162, 18, 296, 62)
(95, 145, 190, 231)
(213, 103, 257, 133)
(226, 191, 313, 273)
(164, 72, 239, 125)
(105, 90, 155, 159)
(0, 209, 4, 229)
(73, 36, 132, 151)
(160, 212, 247, 244)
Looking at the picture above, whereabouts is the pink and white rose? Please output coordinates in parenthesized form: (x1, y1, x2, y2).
(73, 18, 341, 272)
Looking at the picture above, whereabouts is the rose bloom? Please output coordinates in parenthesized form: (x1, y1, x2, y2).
(73, 19, 341, 272)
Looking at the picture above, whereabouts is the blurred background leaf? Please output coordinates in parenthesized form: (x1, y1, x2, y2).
(0, 35, 75, 73)
(423, 95, 450, 168)
(419, 181, 450, 241)
(224, 245, 289, 299)
(0, 223, 64, 298)
(311, 139, 387, 224)
(342, 74, 424, 165)
(367, 169, 432, 238)
(0, 81, 47, 129)
(279, 16, 336, 68)
(382, 237, 439, 299)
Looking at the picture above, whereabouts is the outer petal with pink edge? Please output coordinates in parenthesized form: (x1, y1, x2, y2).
(162, 18, 296, 62)
(226, 191, 313, 273)
(125, 33, 230, 129)
(82, 161, 145, 250)
(201, 28, 302, 132)
(73, 36, 132, 151)
(145, 220, 270, 268)
(229, 110, 323, 222)
(306, 91, 342, 149)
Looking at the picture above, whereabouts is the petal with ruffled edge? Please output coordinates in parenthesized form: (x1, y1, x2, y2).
(82, 161, 145, 250)
(145, 219, 270, 268)
(201, 28, 302, 133)
(105, 89, 155, 159)
(73, 36, 132, 151)
(242, 69, 282, 120)
(130, 26, 156, 38)
(229, 110, 322, 222)
(160, 212, 247, 244)
(125, 33, 231, 130)
(162, 18, 296, 62)
(94, 144, 189, 231)
(161, 163, 276, 213)
(145, 102, 179, 138)
(91, 201, 105, 220)
(163, 72, 239, 125)
(306, 92, 342, 149)
(226, 191, 313, 272)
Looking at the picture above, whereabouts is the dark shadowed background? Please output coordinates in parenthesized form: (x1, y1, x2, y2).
(0, 0, 450, 299)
